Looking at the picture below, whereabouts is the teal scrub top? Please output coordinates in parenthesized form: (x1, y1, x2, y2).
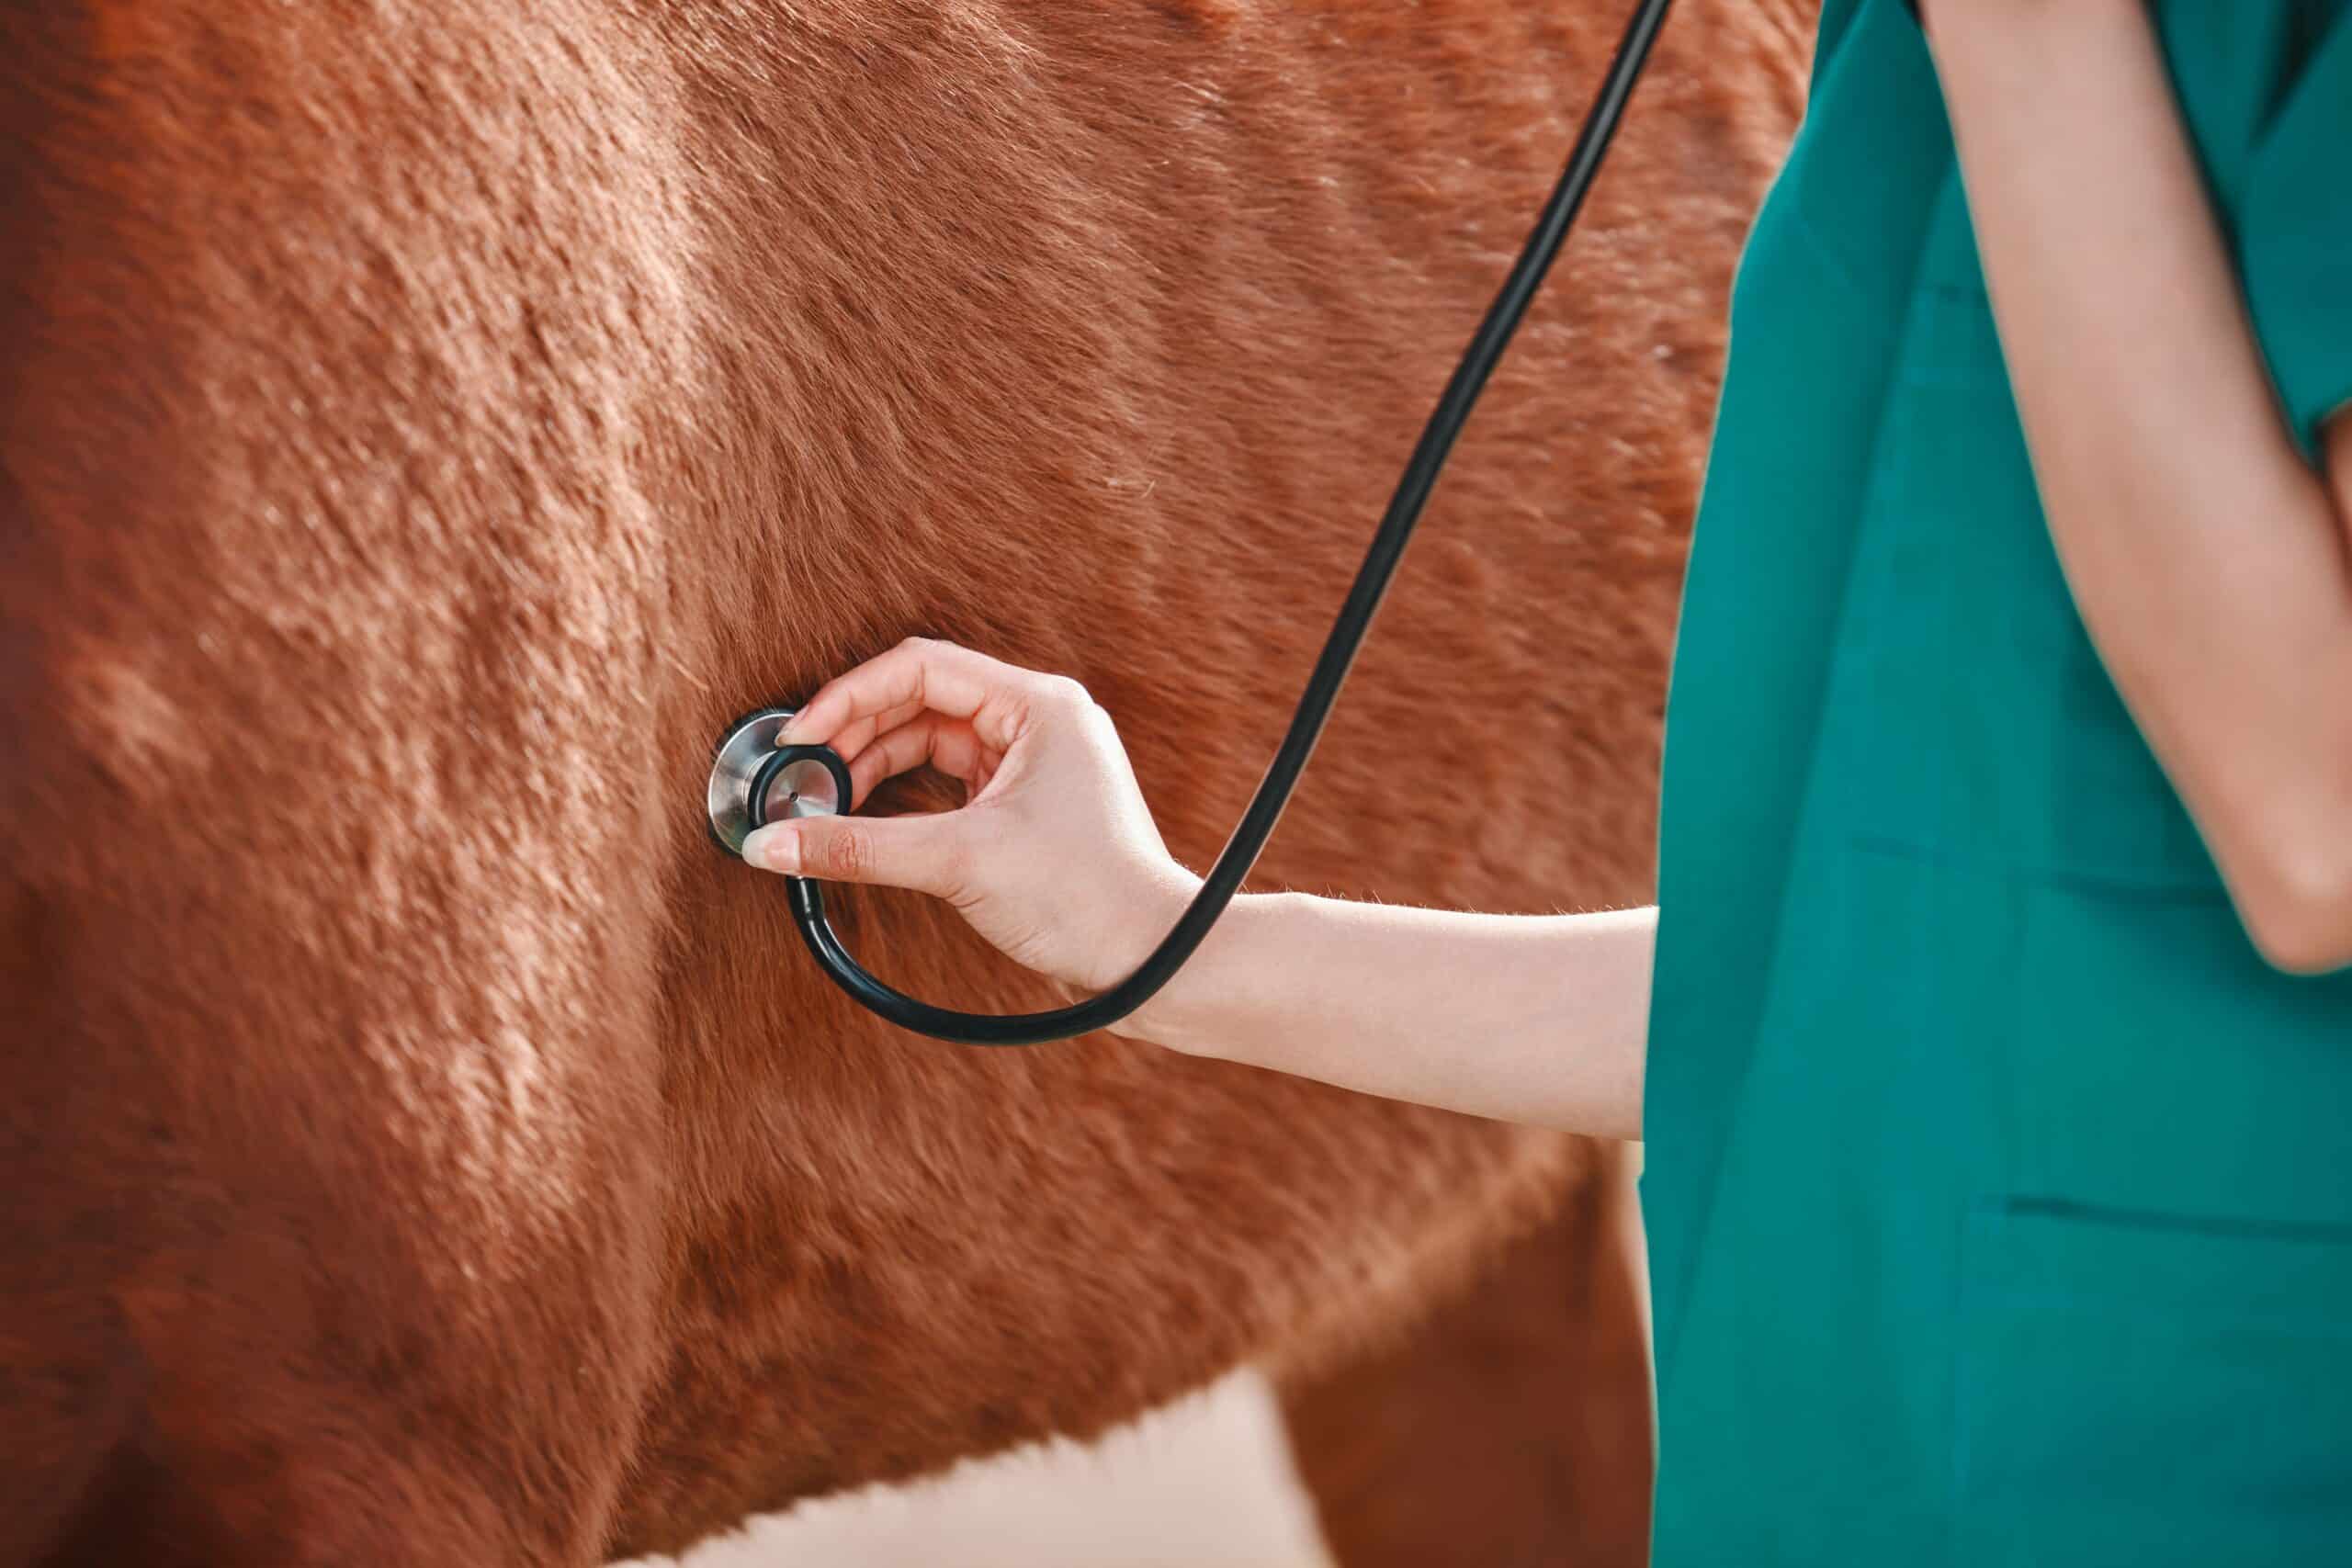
(1644, 3, 2352, 1563)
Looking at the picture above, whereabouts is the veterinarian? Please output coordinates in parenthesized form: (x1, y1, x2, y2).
(741, 2, 2352, 1559)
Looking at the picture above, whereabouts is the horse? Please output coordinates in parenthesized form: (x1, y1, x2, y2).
(0, 2, 1810, 1561)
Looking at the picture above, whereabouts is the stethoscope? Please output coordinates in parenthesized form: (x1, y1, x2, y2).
(707, 0, 1675, 1045)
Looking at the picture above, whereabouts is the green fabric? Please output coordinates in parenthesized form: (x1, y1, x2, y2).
(1642, 3, 2352, 1562)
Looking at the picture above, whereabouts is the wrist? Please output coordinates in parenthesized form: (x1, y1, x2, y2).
(1117, 885, 1285, 1055)
(1098, 862, 1202, 1043)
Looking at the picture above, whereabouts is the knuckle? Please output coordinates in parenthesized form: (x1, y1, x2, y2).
(1040, 672, 1093, 709)
(817, 825, 869, 881)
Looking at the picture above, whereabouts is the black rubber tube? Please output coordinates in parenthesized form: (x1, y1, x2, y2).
(783, 0, 1676, 1045)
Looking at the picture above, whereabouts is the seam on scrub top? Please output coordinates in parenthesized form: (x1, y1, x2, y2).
(1845, 829, 2232, 905)
(1917, 279, 1989, 305)
(1893, 362, 2010, 393)
(1951, 1196, 2352, 1520)
(1891, 285, 2008, 393)
(1950, 1199, 1985, 1529)
(1652, 112, 1972, 1383)
(1996, 1194, 2352, 1247)
(1782, 206, 1898, 341)
(1647, 209, 1939, 1390)
(1965, 1286, 2352, 1341)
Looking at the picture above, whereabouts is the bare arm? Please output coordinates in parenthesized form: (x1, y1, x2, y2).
(748, 637, 1653, 1138)
(1927, 0, 2352, 972)
(1131, 893, 1653, 1140)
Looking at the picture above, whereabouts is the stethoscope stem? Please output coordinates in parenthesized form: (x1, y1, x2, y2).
(727, 0, 1676, 1045)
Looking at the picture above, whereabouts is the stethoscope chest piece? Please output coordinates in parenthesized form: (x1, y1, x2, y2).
(707, 706, 850, 857)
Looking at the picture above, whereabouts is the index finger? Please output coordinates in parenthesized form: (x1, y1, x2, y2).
(782, 637, 1050, 753)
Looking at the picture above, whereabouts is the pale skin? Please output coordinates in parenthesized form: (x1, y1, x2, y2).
(743, 0, 2352, 1140)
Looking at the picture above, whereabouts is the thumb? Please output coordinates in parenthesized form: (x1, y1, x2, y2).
(741, 811, 964, 897)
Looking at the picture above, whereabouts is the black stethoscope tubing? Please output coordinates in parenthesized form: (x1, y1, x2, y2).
(755, 0, 1677, 1045)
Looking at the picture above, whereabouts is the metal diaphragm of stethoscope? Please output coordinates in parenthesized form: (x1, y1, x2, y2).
(707, 0, 1676, 1046)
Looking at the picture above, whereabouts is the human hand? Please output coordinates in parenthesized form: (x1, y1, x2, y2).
(741, 637, 1202, 997)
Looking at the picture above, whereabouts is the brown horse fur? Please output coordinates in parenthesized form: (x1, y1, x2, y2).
(0, 2, 1811, 1562)
(1280, 1143, 1659, 1567)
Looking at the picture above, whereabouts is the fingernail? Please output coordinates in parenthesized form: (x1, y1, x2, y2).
(741, 825, 799, 874)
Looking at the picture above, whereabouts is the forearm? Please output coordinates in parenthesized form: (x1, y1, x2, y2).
(1128, 891, 1653, 1140)
(1928, 0, 2352, 970)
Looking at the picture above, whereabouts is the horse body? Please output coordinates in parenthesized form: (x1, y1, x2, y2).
(0, 4, 1808, 1561)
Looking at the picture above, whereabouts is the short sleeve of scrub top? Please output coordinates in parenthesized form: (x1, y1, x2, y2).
(1641, 4, 2352, 1564)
